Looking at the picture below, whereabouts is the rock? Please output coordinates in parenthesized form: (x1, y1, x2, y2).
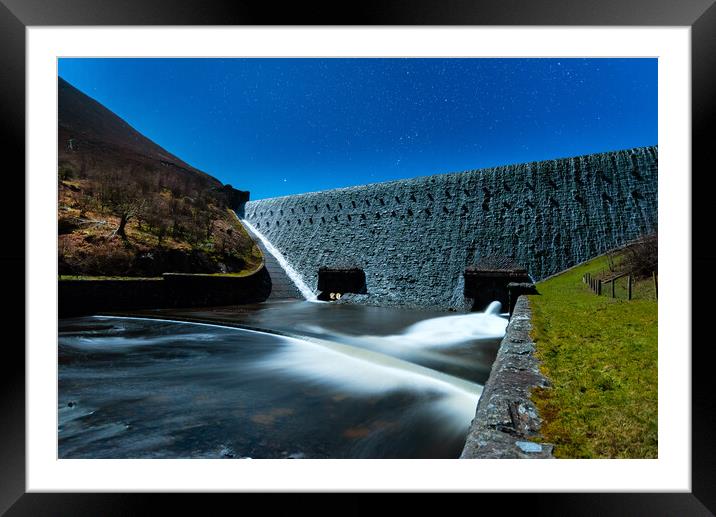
(515, 441, 542, 453)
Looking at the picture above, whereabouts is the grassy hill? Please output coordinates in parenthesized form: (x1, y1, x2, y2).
(57, 77, 262, 277)
(529, 237, 658, 458)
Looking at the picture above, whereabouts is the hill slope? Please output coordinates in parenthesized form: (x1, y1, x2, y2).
(58, 77, 262, 277)
(58, 77, 219, 186)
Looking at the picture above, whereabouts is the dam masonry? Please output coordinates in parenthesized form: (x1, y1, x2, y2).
(244, 146, 657, 311)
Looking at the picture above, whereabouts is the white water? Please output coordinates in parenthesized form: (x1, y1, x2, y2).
(240, 219, 317, 301)
(306, 300, 507, 352)
(484, 301, 502, 314)
(95, 315, 483, 396)
(257, 332, 483, 431)
(90, 315, 483, 429)
(448, 275, 466, 308)
(392, 301, 506, 347)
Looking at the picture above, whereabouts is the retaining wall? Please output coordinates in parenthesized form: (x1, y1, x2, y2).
(460, 296, 553, 458)
(58, 267, 271, 317)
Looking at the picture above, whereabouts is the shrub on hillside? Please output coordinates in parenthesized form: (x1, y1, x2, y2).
(621, 232, 658, 279)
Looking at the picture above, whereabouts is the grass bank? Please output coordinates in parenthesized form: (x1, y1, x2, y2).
(59, 268, 262, 281)
(59, 275, 161, 281)
(529, 255, 658, 458)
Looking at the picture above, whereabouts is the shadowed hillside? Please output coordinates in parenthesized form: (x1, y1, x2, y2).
(57, 77, 262, 277)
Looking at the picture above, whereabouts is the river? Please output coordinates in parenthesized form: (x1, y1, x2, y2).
(58, 300, 507, 458)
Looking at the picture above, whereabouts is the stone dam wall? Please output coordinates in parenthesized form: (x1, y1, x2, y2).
(245, 146, 657, 310)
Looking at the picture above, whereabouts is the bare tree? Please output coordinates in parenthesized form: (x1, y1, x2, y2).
(100, 168, 148, 240)
(114, 197, 146, 239)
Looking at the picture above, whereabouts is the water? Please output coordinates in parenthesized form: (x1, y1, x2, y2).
(241, 219, 317, 300)
(449, 275, 467, 309)
(58, 302, 507, 459)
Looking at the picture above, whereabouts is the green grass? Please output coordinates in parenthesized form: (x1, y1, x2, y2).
(59, 275, 161, 281)
(207, 270, 259, 277)
(163, 270, 259, 278)
(529, 256, 658, 458)
(60, 269, 261, 280)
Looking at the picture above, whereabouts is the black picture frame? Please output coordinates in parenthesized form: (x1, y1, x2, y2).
(2, 0, 713, 513)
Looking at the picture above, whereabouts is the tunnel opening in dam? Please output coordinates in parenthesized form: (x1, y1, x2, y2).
(317, 266, 368, 301)
(463, 258, 533, 313)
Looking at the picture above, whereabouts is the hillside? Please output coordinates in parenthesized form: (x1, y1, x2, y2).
(58, 77, 262, 277)
(529, 237, 658, 458)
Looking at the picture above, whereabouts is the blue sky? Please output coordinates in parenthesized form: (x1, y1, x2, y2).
(58, 58, 657, 200)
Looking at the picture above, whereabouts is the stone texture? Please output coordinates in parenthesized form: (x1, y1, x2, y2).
(460, 296, 554, 459)
(242, 221, 302, 300)
(245, 146, 657, 310)
(58, 267, 272, 317)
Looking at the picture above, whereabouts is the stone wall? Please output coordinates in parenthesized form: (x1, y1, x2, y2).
(245, 146, 657, 310)
(460, 296, 553, 458)
(58, 267, 271, 317)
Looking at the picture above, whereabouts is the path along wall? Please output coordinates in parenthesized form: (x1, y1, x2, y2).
(245, 146, 657, 310)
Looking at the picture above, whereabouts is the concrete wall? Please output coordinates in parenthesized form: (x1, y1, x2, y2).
(59, 267, 271, 317)
(245, 146, 657, 310)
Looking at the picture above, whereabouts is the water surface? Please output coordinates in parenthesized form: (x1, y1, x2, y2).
(58, 301, 506, 458)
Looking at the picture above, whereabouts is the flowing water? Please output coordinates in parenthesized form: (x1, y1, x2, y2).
(58, 301, 508, 459)
(241, 219, 317, 300)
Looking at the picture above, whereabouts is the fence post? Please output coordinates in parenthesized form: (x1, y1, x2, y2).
(597, 279, 602, 296)
(611, 279, 615, 298)
(627, 275, 632, 300)
(653, 272, 658, 300)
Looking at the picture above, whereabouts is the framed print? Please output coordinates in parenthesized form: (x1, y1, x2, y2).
(2, 0, 713, 513)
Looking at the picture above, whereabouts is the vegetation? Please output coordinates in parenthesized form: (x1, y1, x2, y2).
(58, 163, 263, 277)
(59, 275, 160, 281)
(529, 242, 658, 458)
(57, 78, 263, 277)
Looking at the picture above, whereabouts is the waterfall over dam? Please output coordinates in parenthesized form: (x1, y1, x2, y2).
(241, 219, 315, 300)
(244, 146, 657, 310)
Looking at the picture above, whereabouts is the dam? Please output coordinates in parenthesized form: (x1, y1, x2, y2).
(244, 146, 658, 310)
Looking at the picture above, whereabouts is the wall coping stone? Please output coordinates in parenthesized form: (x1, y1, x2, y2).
(460, 295, 555, 458)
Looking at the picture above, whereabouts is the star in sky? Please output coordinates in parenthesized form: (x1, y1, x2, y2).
(58, 58, 657, 199)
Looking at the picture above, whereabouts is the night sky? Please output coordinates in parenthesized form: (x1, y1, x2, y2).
(58, 58, 657, 200)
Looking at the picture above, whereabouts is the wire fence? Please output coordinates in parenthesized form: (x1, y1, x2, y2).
(583, 271, 658, 301)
